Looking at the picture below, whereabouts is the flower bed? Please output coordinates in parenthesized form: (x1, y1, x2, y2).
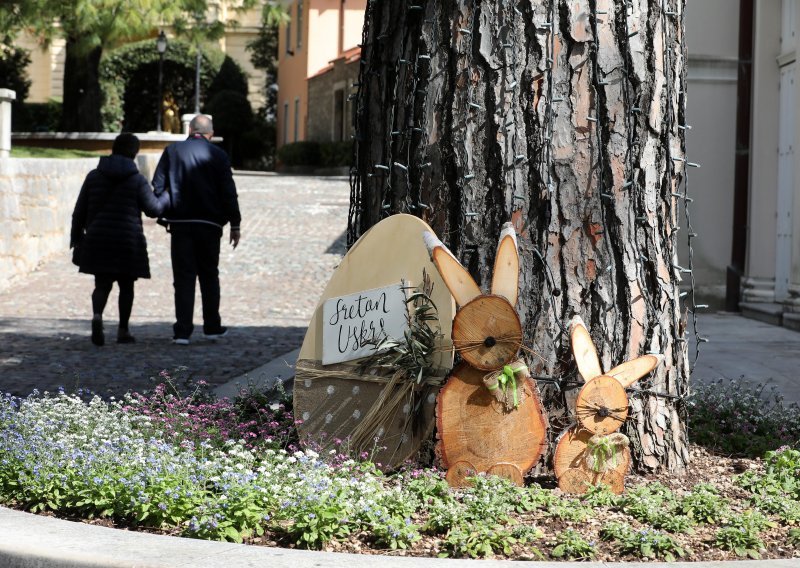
(0, 384, 798, 561)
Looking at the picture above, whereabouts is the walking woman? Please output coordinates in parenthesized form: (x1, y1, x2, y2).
(70, 133, 169, 346)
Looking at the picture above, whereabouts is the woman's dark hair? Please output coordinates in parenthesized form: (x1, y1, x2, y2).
(112, 132, 140, 159)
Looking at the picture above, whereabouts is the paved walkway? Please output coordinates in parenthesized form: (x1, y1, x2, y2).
(691, 312, 800, 405)
(0, 174, 350, 397)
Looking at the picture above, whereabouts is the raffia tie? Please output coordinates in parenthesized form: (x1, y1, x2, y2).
(584, 433, 630, 473)
(482, 359, 528, 411)
(295, 359, 446, 386)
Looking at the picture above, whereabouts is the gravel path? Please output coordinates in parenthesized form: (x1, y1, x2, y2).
(0, 174, 349, 397)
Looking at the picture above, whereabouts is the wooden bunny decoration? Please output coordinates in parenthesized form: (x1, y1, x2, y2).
(423, 223, 547, 487)
(554, 316, 663, 494)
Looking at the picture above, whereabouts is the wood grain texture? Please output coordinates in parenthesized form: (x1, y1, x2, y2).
(490, 224, 520, 306)
(452, 295, 522, 371)
(430, 246, 482, 307)
(436, 362, 547, 486)
(575, 375, 629, 435)
(553, 425, 631, 494)
(295, 215, 455, 469)
(570, 316, 602, 383)
(606, 354, 664, 388)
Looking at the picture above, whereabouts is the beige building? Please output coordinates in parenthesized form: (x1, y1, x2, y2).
(740, 0, 800, 327)
(276, 0, 366, 147)
(684, 0, 800, 329)
(16, 3, 268, 112)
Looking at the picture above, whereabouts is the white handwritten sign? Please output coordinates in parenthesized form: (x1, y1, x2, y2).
(321, 283, 409, 365)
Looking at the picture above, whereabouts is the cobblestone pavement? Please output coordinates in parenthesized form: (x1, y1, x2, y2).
(0, 174, 350, 397)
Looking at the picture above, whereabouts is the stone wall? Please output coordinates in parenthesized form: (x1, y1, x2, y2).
(0, 154, 161, 291)
(307, 55, 359, 142)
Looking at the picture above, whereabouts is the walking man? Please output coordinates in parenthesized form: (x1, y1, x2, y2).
(152, 114, 241, 345)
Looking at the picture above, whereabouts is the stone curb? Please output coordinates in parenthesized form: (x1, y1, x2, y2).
(3, 507, 798, 568)
(213, 348, 299, 400)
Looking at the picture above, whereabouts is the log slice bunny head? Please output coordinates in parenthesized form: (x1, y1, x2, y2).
(423, 223, 522, 370)
(569, 315, 663, 435)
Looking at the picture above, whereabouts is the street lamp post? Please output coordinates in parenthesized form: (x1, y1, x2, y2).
(194, 47, 201, 114)
(156, 31, 168, 132)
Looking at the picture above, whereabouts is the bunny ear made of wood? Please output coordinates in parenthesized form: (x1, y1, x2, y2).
(490, 222, 520, 306)
(423, 231, 481, 307)
(605, 354, 664, 388)
(569, 316, 603, 383)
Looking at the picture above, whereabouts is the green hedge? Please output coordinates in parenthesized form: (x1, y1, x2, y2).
(278, 140, 352, 168)
(13, 101, 62, 132)
(99, 38, 246, 133)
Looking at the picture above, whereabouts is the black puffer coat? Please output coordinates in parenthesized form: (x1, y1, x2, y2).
(71, 155, 169, 279)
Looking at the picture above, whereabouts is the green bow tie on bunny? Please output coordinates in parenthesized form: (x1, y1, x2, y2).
(483, 362, 528, 409)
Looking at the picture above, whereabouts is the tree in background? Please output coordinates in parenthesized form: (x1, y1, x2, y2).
(245, 5, 283, 169)
(0, 0, 283, 132)
(0, 46, 31, 104)
(247, 6, 281, 122)
(0, 2, 31, 110)
(98, 38, 248, 132)
(349, 0, 693, 473)
(0, 0, 177, 131)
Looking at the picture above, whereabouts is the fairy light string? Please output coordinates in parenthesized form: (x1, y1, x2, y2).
(658, 0, 702, 399)
(347, 0, 702, 406)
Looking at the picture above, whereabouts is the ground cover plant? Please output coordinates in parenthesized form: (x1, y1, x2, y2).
(0, 379, 798, 561)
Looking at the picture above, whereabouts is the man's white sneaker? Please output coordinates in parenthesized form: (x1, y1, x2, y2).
(172, 338, 190, 346)
(204, 327, 228, 340)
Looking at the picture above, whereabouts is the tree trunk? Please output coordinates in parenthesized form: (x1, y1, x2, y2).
(61, 39, 103, 132)
(348, 0, 690, 473)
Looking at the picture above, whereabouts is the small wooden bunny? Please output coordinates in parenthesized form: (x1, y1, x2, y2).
(554, 316, 663, 494)
(424, 223, 547, 487)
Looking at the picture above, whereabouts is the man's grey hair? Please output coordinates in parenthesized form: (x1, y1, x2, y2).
(189, 114, 214, 135)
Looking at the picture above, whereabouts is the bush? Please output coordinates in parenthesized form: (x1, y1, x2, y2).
(319, 140, 353, 168)
(13, 101, 62, 132)
(277, 141, 321, 167)
(3, 45, 33, 130)
(277, 140, 352, 168)
(203, 89, 254, 168)
(207, 57, 249, 102)
(688, 379, 800, 457)
(1, 45, 31, 101)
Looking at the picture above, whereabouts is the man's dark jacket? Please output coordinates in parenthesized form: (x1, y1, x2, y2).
(152, 134, 241, 229)
(70, 154, 168, 279)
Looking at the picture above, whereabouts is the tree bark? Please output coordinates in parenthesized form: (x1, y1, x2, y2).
(349, 0, 690, 473)
(61, 39, 103, 132)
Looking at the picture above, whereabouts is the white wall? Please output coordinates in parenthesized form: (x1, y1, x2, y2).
(0, 158, 95, 290)
(683, 0, 741, 302)
(0, 154, 161, 291)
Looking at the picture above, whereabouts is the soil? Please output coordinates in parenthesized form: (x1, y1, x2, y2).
(30, 445, 800, 562)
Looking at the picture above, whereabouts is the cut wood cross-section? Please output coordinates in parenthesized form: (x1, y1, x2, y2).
(451, 295, 522, 371)
(436, 363, 548, 487)
(553, 425, 631, 494)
